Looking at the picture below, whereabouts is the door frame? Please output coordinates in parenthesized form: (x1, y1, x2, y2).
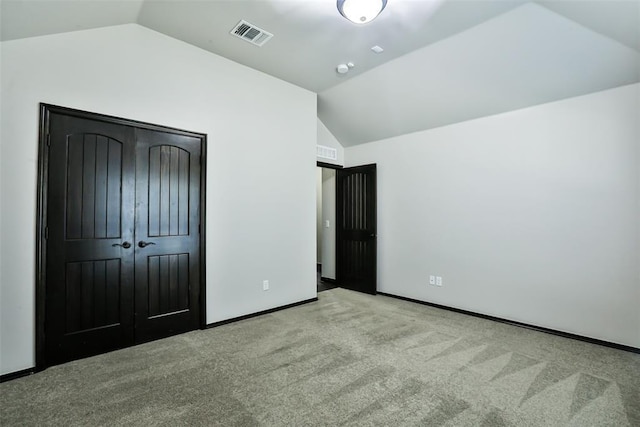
(35, 103, 208, 370)
(316, 162, 341, 285)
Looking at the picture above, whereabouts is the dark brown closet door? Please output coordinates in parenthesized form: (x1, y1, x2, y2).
(45, 114, 136, 365)
(133, 129, 202, 343)
(40, 105, 205, 369)
(336, 164, 377, 295)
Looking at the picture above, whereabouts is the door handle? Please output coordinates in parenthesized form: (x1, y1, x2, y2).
(138, 241, 156, 248)
(112, 241, 131, 249)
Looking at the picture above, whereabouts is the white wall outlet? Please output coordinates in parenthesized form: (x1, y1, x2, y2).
(263, 280, 269, 291)
(436, 276, 443, 287)
(429, 275, 436, 285)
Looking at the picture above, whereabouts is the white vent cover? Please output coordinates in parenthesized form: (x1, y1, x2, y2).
(317, 145, 338, 161)
(230, 20, 273, 47)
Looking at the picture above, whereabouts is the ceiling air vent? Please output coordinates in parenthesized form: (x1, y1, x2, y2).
(230, 20, 273, 47)
(317, 145, 338, 161)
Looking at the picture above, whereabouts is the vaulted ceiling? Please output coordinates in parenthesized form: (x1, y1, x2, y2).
(2, 0, 638, 146)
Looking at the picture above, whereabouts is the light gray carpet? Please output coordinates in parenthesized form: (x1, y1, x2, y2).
(2, 288, 639, 426)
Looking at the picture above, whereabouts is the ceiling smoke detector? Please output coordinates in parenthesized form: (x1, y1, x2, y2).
(336, 62, 355, 74)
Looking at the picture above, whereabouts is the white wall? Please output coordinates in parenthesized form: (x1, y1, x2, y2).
(317, 118, 344, 166)
(321, 168, 337, 279)
(346, 84, 640, 348)
(0, 24, 317, 375)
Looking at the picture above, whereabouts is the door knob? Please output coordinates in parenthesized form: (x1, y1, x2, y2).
(112, 241, 131, 249)
(138, 241, 156, 248)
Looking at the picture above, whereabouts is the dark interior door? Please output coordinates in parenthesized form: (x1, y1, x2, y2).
(45, 114, 136, 365)
(336, 164, 377, 295)
(134, 129, 201, 343)
(41, 106, 204, 367)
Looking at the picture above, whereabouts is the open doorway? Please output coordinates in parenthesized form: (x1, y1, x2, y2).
(317, 164, 338, 292)
(316, 162, 377, 295)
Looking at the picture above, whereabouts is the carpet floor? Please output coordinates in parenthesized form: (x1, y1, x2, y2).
(1, 288, 639, 426)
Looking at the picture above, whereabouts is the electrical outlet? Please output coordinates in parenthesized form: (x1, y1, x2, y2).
(436, 276, 443, 287)
(263, 280, 269, 291)
(429, 275, 435, 285)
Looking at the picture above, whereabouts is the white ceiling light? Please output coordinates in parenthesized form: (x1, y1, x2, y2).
(337, 0, 387, 24)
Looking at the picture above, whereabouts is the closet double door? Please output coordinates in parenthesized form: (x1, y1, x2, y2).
(41, 106, 204, 367)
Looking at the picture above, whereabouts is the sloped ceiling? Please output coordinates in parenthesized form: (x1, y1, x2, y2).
(319, 2, 640, 146)
(1, 0, 638, 147)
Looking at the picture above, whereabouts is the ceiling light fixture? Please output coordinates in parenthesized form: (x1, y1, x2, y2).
(337, 0, 387, 24)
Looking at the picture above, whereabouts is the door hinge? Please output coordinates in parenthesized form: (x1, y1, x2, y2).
(44, 226, 49, 239)
(198, 224, 201, 234)
(46, 133, 51, 147)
